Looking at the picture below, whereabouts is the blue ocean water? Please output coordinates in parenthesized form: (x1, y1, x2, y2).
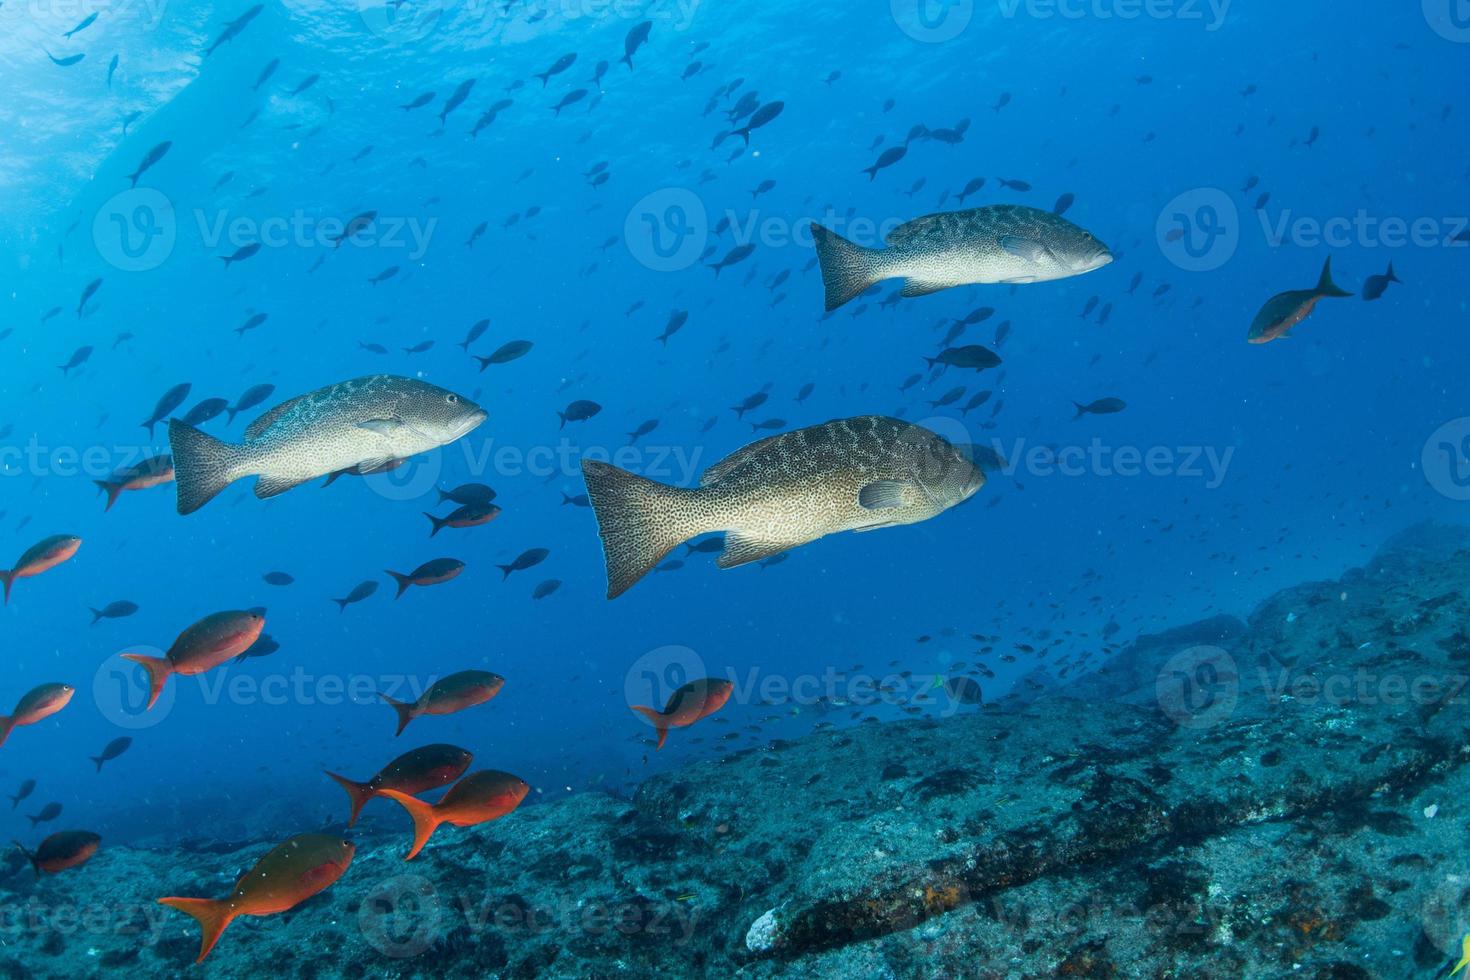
(0, 0, 1467, 929)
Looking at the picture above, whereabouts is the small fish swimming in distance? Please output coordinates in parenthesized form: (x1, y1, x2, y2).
(324, 743, 473, 826)
(630, 678, 734, 749)
(168, 375, 486, 514)
(379, 670, 505, 736)
(580, 416, 983, 598)
(811, 205, 1112, 311)
(1246, 257, 1351, 344)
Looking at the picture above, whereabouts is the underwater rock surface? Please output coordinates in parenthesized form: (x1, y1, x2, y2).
(5, 522, 1470, 978)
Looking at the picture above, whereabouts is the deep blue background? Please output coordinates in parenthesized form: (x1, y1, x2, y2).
(0, 0, 1466, 846)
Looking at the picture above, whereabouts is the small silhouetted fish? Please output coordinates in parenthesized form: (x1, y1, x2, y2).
(656, 310, 688, 345)
(77, 277, 102, 316)
(263, 571, 294, 586)
(89, 600, 139, 625)
(220, 243, 261, 268)
(438, 484, 496, 506)
(475, 340, 533, 370)
(532, 579, 561, 599)
(498, 548, 549, 579)
(142, 383, 191, 437)
(29, 802, 62, 827)
(709, 243, 755, 276)
(863, 146, 906, 181)
(621, 21, 652, 69)
(440, 79, 476, 125)
(90, 737, 132, 773)
(368, 266, 399, 286)
(45, 51, 85, 67)
(235, 313, 268, 337)
(400, 91, 435, 111)
(563, 492, 589, 507)
(59, 347, 92, 375)
(457, 319, 489, 350)
(1361, 262, 1400, 301)
(1072, 397, 1127, 419)
(332, 580, 378, 612)
(180, 398, 229, 426)
(64, 13, 98, 38)
(403, 340, 434, 354)
(628, 420, 659, 444)
(558, 400, 601, 428)
(227, 384, 276, 425)
(289, 73, 319, 95)
(1246, 257, 1351, 344)
(9, 780, 35, 809)
(926, 345, 1001, 371)
(1053, 193, 1075, 216)
(536, 52, 577, 86)
(385, 558, 466, 598)
(205, 4, 262, 56)
(734, 101, 783, 145)
(552, 89, 587, 116)
(126, 141, 171, 187)
(252, 58, 278, 90)
(359, 342, 387, 354)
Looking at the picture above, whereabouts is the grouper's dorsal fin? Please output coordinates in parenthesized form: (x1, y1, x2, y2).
(245, 394, 309, 441)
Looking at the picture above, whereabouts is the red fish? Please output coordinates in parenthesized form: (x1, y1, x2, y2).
(94, 454, 175, 511)
(378, 770, 529, 860)
(423, 503, 501, 537)
(14, 830, 100, 876)
(121, 610, 265, 709)
(1246, 257, 1352, 344)
(1, 535, 81, 604)
(630, 678, 734, 750)
(325, 743, 473, 826)
(379, 670, 503, 736)
(0, 683, 75, 748)
(159, 834, 354, 963)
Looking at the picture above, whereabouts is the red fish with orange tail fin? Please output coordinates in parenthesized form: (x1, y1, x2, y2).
(121, 610, 265, 709)
(158, 834, 354, 963)
(324, 743, 473, 826)
(13, 830, 99, 876)
(0, 683, 75, 749)
(378, 770, 529, 860)
(630, 678, 733, 750)
(1, 535, 81, 604)
(378, 670, 503, 736)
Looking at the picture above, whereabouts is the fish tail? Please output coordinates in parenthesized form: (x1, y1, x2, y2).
(324, 770, 374, 827)
(0, 716, 12, 747)
(1072, 402, 1087, 421)
(378, 692, 419, 736)
(94, 481, 122, 512)
(557, 412, 567, 430)
(127, 172, 140, 188)
(811, 223, 883, 312)
(11, 841, 37, 876)
(88, 608, 104, 627)
(8, 795, 18, 810)
(225, 407, 239, 425)
(377, 789, 442, 860)
(91, 755, 105, 773)
(423, 513, 445, 538)
(630, 706, 669, 750)
(159, 896, 237, 963)
(580, 459, 709, 599)
(168, 419, 252, 516)
(385, 570, 411, 599)
(1315, 257, 1351, 298)
(0, 570, 11, 605)
(1386, 261, 1400, 284)
(120, 653, 172, 710)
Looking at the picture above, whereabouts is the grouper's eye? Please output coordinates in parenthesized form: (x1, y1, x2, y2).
(447, 394, 459, 405)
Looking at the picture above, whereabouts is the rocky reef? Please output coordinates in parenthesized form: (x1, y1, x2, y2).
(4, 522, 1469, 978)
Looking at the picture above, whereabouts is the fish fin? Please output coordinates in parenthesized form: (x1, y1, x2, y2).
(581, 459, 707, 599)
(851, 521, 897, 533)
(423, 513, 446, 538)
(0, 570, 11, 606)
(1315, 256, 1351, 298)
(1072, 402, 1088, 421)
(0, 717, 11, 748)
(899, 279, 950, 298)
(169, 420, 250, 515)
(998, 235, 1048, 262)
(1386, 261, 1400, 284)
(89, 608, 103, 626)
(324, 770, 374, 827)
(121, 653, 172, 710)
(384, 570, 411, 599)
(91, 756, 104, 773)
(254, 474, 309, 500)
(10, 841, 37, 877)
(378, 692, 418, 735)
(717, 529, 797, 569)
(377, 789, 441, 860)
(356, 418, 405, 436)
(630, 706, 669, 750)
(811, 223, 883, 311)
(94, 481, 122, 511)
(244, 394, 308, 440)
(158, 897, 236, 964)
(999, 275, 1038, 284)
(858, 480, 906, 510)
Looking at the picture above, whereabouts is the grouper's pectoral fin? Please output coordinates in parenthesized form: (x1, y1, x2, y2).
(900, 278, 950, 298)
(717, 529, 802, 569)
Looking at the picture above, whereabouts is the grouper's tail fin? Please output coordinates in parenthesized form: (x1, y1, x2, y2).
(168, 420, 251, 515)
(811, 223, 883, 312)
(1315, 257, 1352, 299)
(580, 460, 706, 599)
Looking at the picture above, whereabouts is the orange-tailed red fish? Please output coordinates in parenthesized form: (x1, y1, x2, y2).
(158, 834, 354, 963)
(378, 770, 529, 860)
(94, 455, 174, 511)
(325, 743, 473, 826)
(630, 678, 733, 750)
(0, 683, 75, 748)
(384, 558, 465, 598)
(379, 670, 503, 736)
(1, 535, 81, 604)
(121, 610, 265, 709)
(14, 830, 99, 876)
